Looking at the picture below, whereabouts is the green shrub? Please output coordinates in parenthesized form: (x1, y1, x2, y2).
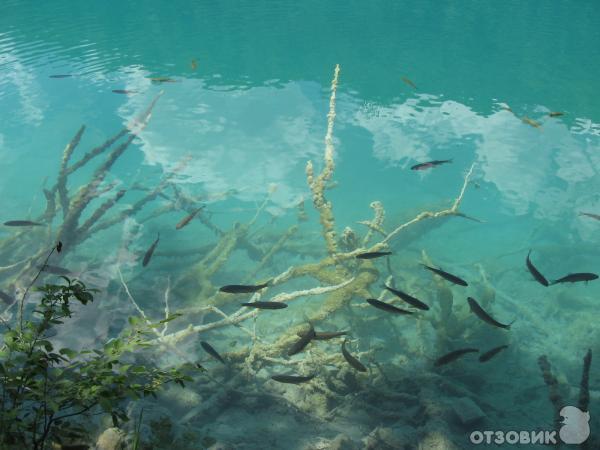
(0, 277, 193, 450)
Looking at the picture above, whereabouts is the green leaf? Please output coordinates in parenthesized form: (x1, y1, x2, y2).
(98, 397, 112, 413)
(128, 316, 142, 327)
(47, 399, 60, 414)
(59, 348, 78, 359)
(37, 340, 53, 352)
(130, 366, 147, 374)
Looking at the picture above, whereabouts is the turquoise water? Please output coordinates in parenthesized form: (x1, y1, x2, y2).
(1, 1, 599, 448)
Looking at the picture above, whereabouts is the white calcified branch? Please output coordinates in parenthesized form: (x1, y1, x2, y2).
(117, 267, 151, 326)
(381, 162, 476, 245)
(155, 277, 354, 346)
(161, 276, 171, 336)
(0, 257, 31, 273)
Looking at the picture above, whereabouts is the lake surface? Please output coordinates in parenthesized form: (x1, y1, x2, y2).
(1, 1, 598, 449)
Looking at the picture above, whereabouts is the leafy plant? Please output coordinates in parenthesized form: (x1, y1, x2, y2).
(0, 277, 193, 450)
(132, 407, 144, 450)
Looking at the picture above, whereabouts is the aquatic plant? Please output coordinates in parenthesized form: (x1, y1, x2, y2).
(0, 278, 192, 450)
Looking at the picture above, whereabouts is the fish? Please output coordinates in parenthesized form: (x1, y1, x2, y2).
(3, 220, 43, 227)
(271, 374, 315, 384)
(56, 241, 63, 253)
(366, 298, 413, 315)
(579, 212, 600, 221)
(39, 264, 72, 276)
(150, 77, 178, 83)
(200, 341, 225, 364)
(298, 331, 348, 340)
(191, 59, 198, 70)
(0, 290, 15, 305)
(341, 339, 367, 372)
(522, 116, 541, 128)
(112, 89, 137, 95)
(241, 301, 287, 309)
(434, 348, 479, 367)
(454, 212, 485, 223)
(422, 264, 468, 286)
(175, 207, 204, 230)
(288, 323, 316, 356)
(551, 273, 599, 284)
(355, 251, 392, 259)
(219, 282, 269, 294)
(410, 160, 452, 171)
(383, 285, 430, 310)
(526, 250, 549, 287)
(548, 111, 564, 117)
(479, 345, 509, 363)
(467, 297, 513, 330)
(49, 74, 73, 78)
(142, 233, 160, 267)
(402, 77, 417, 89)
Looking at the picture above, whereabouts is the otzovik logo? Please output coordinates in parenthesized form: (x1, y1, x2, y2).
(559, 406, 590, 445)
(469, 406, 590, 445)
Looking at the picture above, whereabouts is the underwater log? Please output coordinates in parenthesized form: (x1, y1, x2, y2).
(537, 355, 563, 430)
(578, 349, 591, 413)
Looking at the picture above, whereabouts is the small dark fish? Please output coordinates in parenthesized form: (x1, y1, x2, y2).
(195, 363, 207, 372)
(150, 77, 178, 83)
(384, 285, 430, 310)
(112, 89, 137, 95)
(552, 273, 599, 284)
(3, 220, 43, 227)
(39, 264, 71, 276)
(522, 116, 541, 128)
(49, 74, 73, 79)
(479, 345, 509, 363)
(241, 301, 287, 309)
(548, 111, 564, 118)
(288, 323, 316, 356)
(220, 282, 269, 294)
(200, 341, 225, 364)
(526, 250, 549, 287)
(56, 241, 63, 253)
(454, 212, 485, 223)
(366, 298, 413, 315)
(434, 348, 479, 367)
(422, 264, 468, 286)
(467, 297, 513, 330)
(0, 290, 15, 305)
(142, 233, 160, 267)
(579, 212, 600, 221)
(175, 207, 204, 230)
(355, 251, 392, 260)
(271, 374, 315, 384)
(410, 160, 452, 171)
(341, 339, 367, 372)
(402, 77, 417, 89)
(302, 331, 348, 340)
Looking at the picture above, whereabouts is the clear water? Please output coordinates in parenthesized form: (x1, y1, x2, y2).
(1, 1, 599, 449)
